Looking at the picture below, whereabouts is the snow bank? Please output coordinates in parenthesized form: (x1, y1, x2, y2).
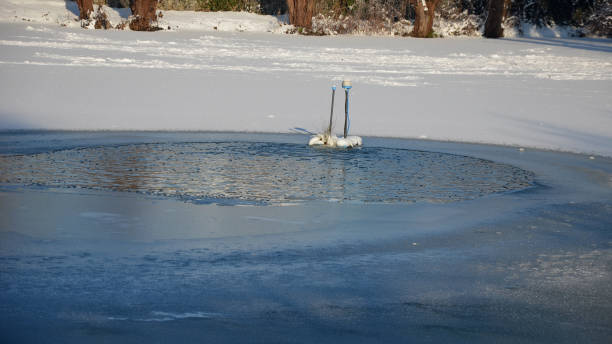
(0, 0, 290, 33)
(158, 11, 289, 33)
(504, 22, 583, 39)
(0, 0, 80, 27)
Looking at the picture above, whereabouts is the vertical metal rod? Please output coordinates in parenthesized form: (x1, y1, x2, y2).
(328, 86, 336, 135)
(344, 89, 349, 138)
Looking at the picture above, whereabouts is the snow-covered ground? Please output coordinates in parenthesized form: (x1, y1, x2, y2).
(0, 0, 291, 32)
(0, 1, 611, 156)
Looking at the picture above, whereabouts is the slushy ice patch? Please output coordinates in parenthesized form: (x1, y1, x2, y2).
(0, 142, 534, 204)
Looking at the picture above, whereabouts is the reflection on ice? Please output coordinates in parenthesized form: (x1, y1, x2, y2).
(0, 142, 533, 204)
(107, 311, 224, 322)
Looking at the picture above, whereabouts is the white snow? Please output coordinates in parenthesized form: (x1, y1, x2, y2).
(0, 0, 79, 27)
(0, 1, 611, 156)
(504, 22, 583, 39)
(158, 10, 290, 33)
(0, 0, 290, 33)
(309, 133, 362, 148)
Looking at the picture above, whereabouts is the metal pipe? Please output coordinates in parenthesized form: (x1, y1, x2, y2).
(328, 86, 336, 135)
(344, 88, 349, 138)
(342, 80, 352, 138)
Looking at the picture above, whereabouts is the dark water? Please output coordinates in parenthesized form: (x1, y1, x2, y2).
(0, 141, 533, 204)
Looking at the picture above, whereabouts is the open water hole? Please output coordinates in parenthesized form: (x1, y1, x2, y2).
(0, 141, 534, 204)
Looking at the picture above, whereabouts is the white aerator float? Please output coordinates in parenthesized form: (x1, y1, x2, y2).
(308, 80, 362, 148)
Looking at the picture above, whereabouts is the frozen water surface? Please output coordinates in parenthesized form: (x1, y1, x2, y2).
(0, 131, 611, 343)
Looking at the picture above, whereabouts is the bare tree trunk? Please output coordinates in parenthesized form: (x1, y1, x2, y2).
(411, 0, 427, 37)
(130, 0, 158, 31)
(410, 0, 440, 38)
(286, 0, 315, 29)
(484, 0, 506, 38)
(76, 0, 94, 20)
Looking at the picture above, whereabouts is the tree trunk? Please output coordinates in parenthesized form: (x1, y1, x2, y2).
(130, 0, 158, 31)
(76, 0, 94, 20)
(286, 0, 315, 29)
(484, 0, 506, 38)
(411, 0, 440, 38)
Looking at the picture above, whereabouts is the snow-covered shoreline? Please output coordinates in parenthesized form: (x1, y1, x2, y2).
(0, 0, 604, 37)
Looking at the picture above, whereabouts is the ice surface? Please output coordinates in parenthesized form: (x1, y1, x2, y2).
(110, 311, 224, 322)
(1, 133, 611, 343)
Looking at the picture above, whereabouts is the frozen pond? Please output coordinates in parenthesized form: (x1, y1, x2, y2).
(0, 131, 611, 343)
(0, 141, 533, 204)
